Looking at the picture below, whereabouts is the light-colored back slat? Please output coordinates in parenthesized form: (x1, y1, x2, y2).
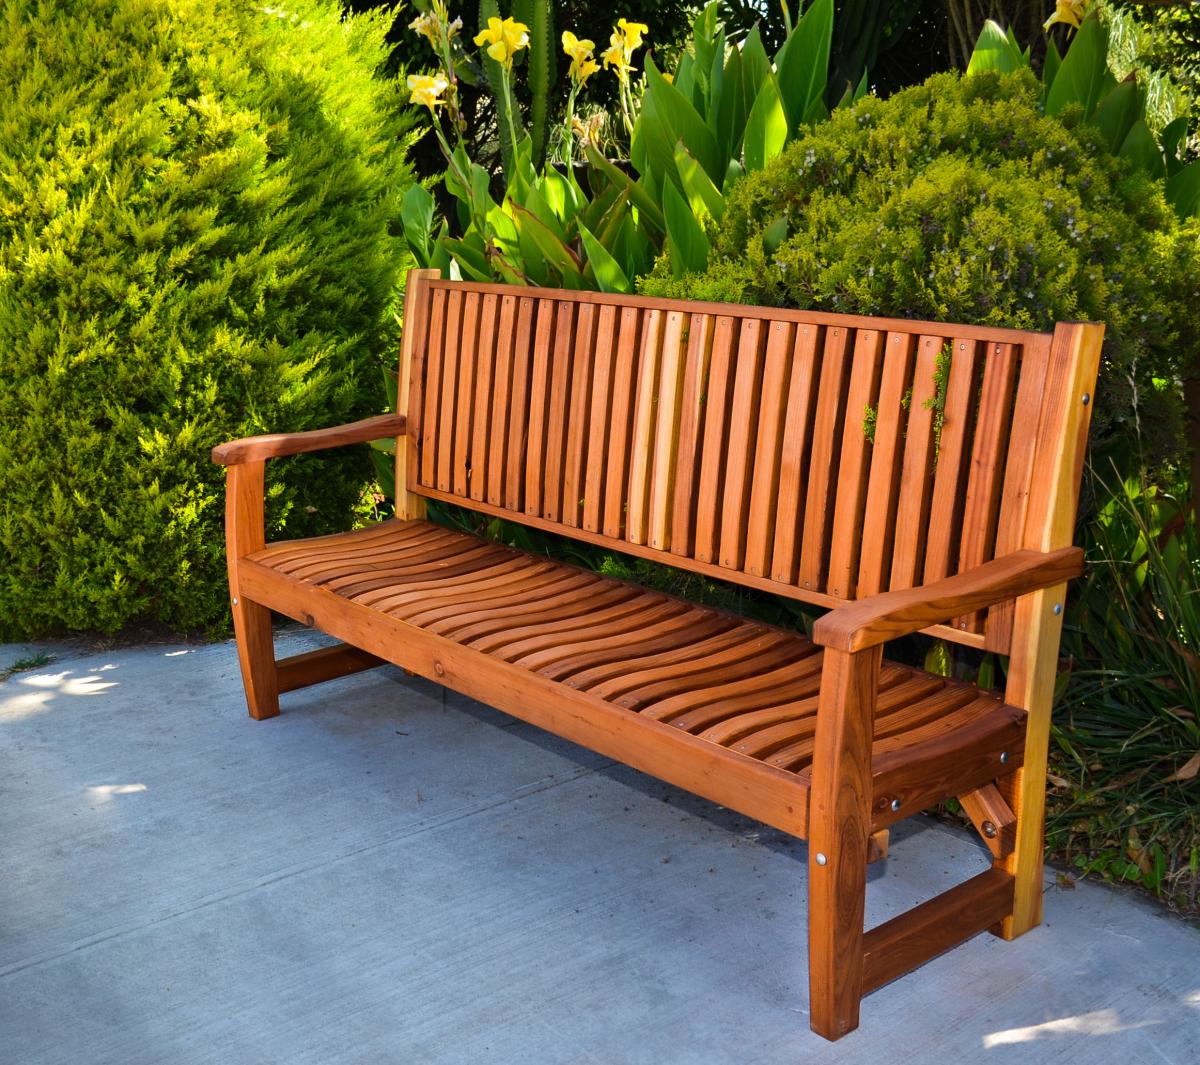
(405, 276, 1087, 653)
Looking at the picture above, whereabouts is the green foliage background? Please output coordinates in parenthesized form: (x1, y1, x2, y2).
(0, 0, 418, 638)
(643, 70, 1200, 466)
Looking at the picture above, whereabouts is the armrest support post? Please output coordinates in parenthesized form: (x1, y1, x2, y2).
(807, 644, 882, 1040)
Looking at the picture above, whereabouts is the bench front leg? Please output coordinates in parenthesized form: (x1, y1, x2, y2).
(225, 460, 279, 720)
(807, 645, 882, 1040)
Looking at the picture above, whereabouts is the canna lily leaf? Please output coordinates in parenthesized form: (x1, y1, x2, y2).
(1094, 80, 1141, 155)
(674, 143, 725, 224)
(1045, 16, 1107, 119)
(743, 73, 788, 173)
(584, 145, 665, 234)
(1119, 119, 1166, 180)
(774, 0, 833, 133)
(511, 203, 585, 287)
(642, 58, 723, 185)
(1166, 158, 1200, 218)
(578, 221, 631, 293)
(965, 19, 1026, 76)
(663, 179, 709, 277)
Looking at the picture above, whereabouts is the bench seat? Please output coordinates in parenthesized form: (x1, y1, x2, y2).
(241, 517, 1027, 838)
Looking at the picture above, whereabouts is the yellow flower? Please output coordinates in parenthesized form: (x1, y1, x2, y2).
(408, 11, 439, 46)
(1044, 0, 1087, 32)
(474, 16, 529, 69)
(617, 18, 648, 52)
(562, 30, 598, 85)
(407, 72, 449, 110)
(661, 72, 673, 84)
(602, 33, 630, 74)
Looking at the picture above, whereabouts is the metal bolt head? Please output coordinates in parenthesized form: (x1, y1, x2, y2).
(1053, 603, 1063, 616)
(231, 597, 238, 606)
(1081, 392, 1091, 405)
(982, 820, 998, 839)
(1000, 751, 1010, 765)
(890, 798, 901, 812)
(815, 852, 827, 866)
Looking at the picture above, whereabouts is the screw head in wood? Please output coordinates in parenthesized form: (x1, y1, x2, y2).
(890, 798, 901, 812)
(982, 820, 998, 839)
(1053, 603, 1063, 615)
(815, 852, 827, 866)
(231, 597, 238, 606)
(1000, 751, 1009, 764)
(1081, 393, 1091, 405)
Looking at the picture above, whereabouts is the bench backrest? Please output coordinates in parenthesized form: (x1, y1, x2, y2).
(397, 271, 1103, 655)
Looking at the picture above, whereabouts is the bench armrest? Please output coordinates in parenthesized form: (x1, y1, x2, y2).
(211, 413, 406, 466)
(811, 547, 1084, 653)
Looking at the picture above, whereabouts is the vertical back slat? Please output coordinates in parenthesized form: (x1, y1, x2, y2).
(988, 334, 1052, 649)
(798, 326, 853, 593)
(524, 300, 557, 518)
(435, 289, 464, 493)
(889, 335, 944, 591)
(692, 316, 738, 564)
(826, 329, 886, 599)
(583, 305, 619, 533)
(504, 295, 537, 511)
(669, 313, 716, 558)
(601, 307, 643, 539)
(647, 310, 688, 552)
(743, 320, 795, 578)
(419, 287, 448, 489)
(452, 291, 481, 497)
(626, 309, 666, 546)
(770, 324, 822, 584)
(923, 338, 982, 584)
(541, 301, 576, 522)
(560, 303, 597, 527)
(856, 332, 917, 597)
(717, 318, 767, 570)
(468, 293, 499, 502)
(486, 294, 518, 508)
(954, 341, 1019, 631)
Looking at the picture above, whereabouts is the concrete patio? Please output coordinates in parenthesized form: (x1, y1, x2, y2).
(1, 630, 1196, 1065)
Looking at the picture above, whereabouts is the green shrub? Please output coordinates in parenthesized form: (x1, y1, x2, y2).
(643, 70, 1200, 465)
(0, 0, 418, 639)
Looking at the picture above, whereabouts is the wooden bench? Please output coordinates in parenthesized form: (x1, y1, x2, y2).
(212, 269, 1103, 1041)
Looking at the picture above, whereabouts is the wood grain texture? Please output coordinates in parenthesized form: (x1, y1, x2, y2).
(807, 646, 880, 1040)
(811, 547, 1083, 652)
(276, 644, 385, 693)
(862, 869, 1015, 994)
(959, 783, 1017, 860)
(224, 461, 278, 720)
(212, 414, 407, 466)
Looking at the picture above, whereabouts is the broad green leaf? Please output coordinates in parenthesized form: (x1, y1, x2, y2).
(716, 44, 747, 162)
(1119, 119, 1166, 180)
(643, 59, 723, 184)
(965, 19, 1025, 76)
(1161, 115, 1189, 175)
(663, 180, 709, 277)
(775, 0, 833, 133)
(1045, 16, 1108, 119)
(442, 237, 493, 283)
(1094, 80, 1141, 155)
(739, 26, 771, 101)
(400, 184, 436, 264)
(584, 145, 665, 234)
(511, 203, 584, 286)
(1043, 38, 1061, 90)
(743, 74, 788, 173)
(1166, 158, 1200, 218)
(674, 143, 725, 223)
(578, 222, 631, 293)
